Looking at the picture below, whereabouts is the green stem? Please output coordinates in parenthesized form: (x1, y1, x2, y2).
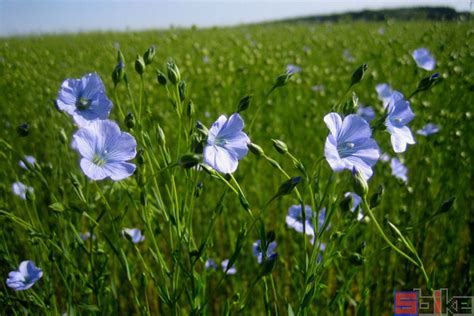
(361, 198, 419, 267)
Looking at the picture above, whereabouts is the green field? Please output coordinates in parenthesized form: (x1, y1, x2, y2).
(0, 20, 472, 315)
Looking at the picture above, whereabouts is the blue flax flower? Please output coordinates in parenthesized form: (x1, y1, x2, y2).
(72, 120, 136, 181)
(384, 92, 416, 153)
(221, 259, 237, 275)
(19, 155, 36, 170)
(412, 48, 436, 71)
(12, 182, 33, 200)
(56, 73, 113, 127)
(357, 105, 375, 122)
(286, 205, 315, 236)
(122, 228, 145, 244)
(324, 113, 380, 181)
(6, 260, 43, 291)
(252, 240, 277, 264)
(376, 83, 393, 108)
(203, 113, 250, 174)
(417, 123, 440, 136)
(287, 64, 302, 74)
(390, 158, 408, 183)
(205, 259, 218, 270)
(287, 205, 327, 245)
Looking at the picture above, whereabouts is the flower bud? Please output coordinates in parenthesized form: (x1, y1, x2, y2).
(178, 81, 187, 102)
(237, 95, 252, 113)
(186, 100, 195, 118)
(416, 73, 440, 92)
(143, 46, 156, 65)
(274, 72, 292, 88)
(156, 70, 167, 86)
(135, 55, 146, 75)
(156, 125, 166, 146)
(167, 60, 181, 85)
(125, 112, 135, 129)
(276, 176, 302, 197)
(247, 143, 264, 157)
(17, 123, 29, 137)
(350, 63, 368, 87)
(272, 139, 288, 154)
(196, 121, 208, 138)
(136, 148, 145, 166)
(194, 182, 203, 197)
(352, 167, 368, 198)
(59, 128, 68, 144)
(112, 60, 125, 86)
(369, 185, 384, 208)
(178, 153, 201, 169)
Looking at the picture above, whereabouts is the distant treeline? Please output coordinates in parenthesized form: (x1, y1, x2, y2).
(278, 7, 471, 23)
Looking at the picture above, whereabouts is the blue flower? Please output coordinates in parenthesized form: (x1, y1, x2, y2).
(324, 113, 380, 181)
(72, 120, 137, 181)
(122, 228, 145, 244)
(390, 158, 408, 183)
(252, 240, 277, 264)
(203, 113, 250, 174)
(344, 192, 364, 221)
(19, 155, 36, 170)
(379, 152, 391, 163)
(417, 123, 440, 136)
(412, 48, 435, 71)
(286, 205, 315, 236)
(12, 182, 33, 200)
(357, 105, 375, 122)
(375, 83, 393, 108)
(6, 260, 43, 291)
(287, 64, 301, 74)
(79, 232, 96, 241)
(205, 259, 218, 270)
(286, 205, 327, 245)
(56, 73, 113, 127)
(221, 259, 237, 275)
(384, 92, 416, 153)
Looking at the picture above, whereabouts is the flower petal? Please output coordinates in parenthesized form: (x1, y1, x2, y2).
(338, 114, 371, 142)
(323, 112, 343, 137)
(104, 162, 136, 181)
(80, 158, 108, 180)
(217, 113, 245, 139)
(203, 145, 238, 174)
(324, 135, 345, 172)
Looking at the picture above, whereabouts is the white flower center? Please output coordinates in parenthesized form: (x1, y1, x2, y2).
(76, 97, 91, 110)
(92, 150, 108, 167)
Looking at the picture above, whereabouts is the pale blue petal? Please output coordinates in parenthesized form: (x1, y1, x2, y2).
(207, 115, 227, 143)
(324, 135, 345, 172)
(105, 132, 137, 162)
(412, 48, 436, 71)
(56, 78, 81, 114)
(323, 112, 343, 138)
(80, 158, 108, 180)
(203, 145, 238, 174)
(104, 162, 136, 181)
(222, 131, 250, 159)
(338, 114, 371, 143)
(217, 113, 245, 139)
(389, 126, 416, 153)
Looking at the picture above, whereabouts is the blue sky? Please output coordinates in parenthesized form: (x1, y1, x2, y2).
(0, 0, 470, 37)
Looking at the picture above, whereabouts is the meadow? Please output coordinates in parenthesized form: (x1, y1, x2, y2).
(0, 20, 472, 315)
